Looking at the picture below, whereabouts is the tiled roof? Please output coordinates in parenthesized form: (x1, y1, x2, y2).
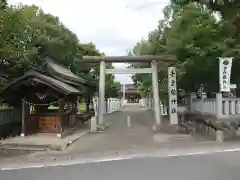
(46, 58, 86, 84)
(1, 71, 81, 96)
(32, 72, 80, 94)
(120, 84, 138, 93)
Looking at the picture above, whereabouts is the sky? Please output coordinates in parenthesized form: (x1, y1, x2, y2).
(8, 0, 169, 84)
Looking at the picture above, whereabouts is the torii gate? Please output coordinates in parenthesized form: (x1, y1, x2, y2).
(78, 55, 175, 128)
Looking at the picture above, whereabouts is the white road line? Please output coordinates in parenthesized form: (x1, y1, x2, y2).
(159, 148, 240, 158)
(1, 148, 240, 171)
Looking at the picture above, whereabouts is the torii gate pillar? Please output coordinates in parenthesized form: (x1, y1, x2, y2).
(151, 60, 161, 126)
(98, 60, 105, 124)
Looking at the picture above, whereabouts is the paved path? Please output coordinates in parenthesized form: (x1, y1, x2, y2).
(2, 104, 240, 179)
(63, 104, 210, 155)
(0, 104, 229, 168)
(2, 150, 240, 180)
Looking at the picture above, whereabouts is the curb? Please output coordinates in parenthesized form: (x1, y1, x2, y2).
(0, 146, 48, 151)
(0, 131, 89, 152)
(63, 131, 89, 150)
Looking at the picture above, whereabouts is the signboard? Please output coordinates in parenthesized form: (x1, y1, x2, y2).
(168, 67, 178, 125)
(219, 57, 233, 92)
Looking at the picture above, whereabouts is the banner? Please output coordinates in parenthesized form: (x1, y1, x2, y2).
(219, 57, 233, 92)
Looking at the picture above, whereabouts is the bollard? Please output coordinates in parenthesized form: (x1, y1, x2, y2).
(90, 116, 97, 132)
(216, 130, 224, 142)
(127, 115, 131, 128)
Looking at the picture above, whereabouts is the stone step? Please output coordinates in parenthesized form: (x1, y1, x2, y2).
(0, 143, 61, 151)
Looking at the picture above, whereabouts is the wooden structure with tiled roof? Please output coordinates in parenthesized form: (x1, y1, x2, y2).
(0, 58, 94, 137)
(120, 84, 141, 103)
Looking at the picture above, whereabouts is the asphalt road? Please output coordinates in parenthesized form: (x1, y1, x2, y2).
(1, 150, 240, 180)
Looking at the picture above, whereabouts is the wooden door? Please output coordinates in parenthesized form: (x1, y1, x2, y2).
(38, 115, 59, 133)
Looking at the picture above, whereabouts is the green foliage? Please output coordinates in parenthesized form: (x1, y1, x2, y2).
(172, 0, 240, 37)
(106, 81, 121, 98)
(131, 2, 240, 97)
(0, 0, 7, 9)
(0, 2, 119, 98)
(172, 0, 240, 18)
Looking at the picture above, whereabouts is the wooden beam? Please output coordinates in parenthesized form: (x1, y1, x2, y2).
(21, 98, 25, 137)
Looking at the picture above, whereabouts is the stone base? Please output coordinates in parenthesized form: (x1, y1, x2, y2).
(152, 124, 180, 134)
(96, 124, 109, 131)
(152, 124, 162, 132)
(57, 133, 62, 138)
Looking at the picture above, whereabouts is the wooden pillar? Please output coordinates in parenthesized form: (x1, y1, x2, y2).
(58, 99, 64, 138)
(21, 98, 26, 137)
(69, 102, 72, 128)
(77, 96, 80, 113)
(86, 95, 90, 112)
(73, 101, 77, 126)
(70, 100, 76, 128)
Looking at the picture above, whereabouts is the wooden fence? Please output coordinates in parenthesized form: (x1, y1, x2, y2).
(0, 108, 21, 138)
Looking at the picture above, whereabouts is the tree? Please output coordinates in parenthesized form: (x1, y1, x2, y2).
(0, 4, 81, 83)
(172, 0, 240, 36)
(130, 6, 173, 100)
(172, 0, 240, 19)
(106, 81, 121, 98)
(0, 2, 120, 98)
(131, 2, 240, 97)
(164, 3, 240, 92)
(0, 0, 7, 9)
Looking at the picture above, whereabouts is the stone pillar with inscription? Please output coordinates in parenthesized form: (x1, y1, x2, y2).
(168, 67, 178, 125)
